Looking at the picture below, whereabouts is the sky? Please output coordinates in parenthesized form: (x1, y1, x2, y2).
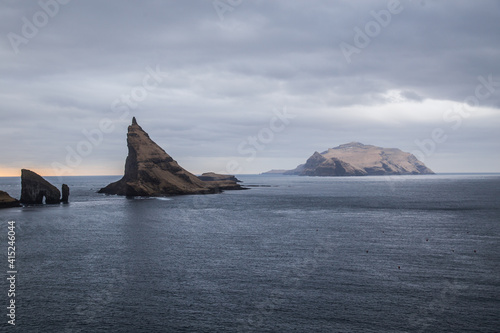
(1, 0, 499, 176)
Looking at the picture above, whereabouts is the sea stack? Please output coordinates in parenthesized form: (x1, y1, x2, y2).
(0, 191, 21, 209)
(286, 142, 434, 176)
(99, 118, 239, 196)
(20, 169, 66, 204)
(61, 184, 70, 203)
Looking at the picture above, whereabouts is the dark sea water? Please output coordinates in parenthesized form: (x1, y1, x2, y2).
(0, 174, 499, 332)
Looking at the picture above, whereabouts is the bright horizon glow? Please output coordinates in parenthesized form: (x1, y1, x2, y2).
(2, 171, 500, 178)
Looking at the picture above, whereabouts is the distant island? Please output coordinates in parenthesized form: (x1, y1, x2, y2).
(98, 118, 245, 196)
(265, 142, 434, 176)
(261, 169, 288, 175)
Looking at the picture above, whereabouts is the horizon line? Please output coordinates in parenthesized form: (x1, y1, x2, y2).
(1, 172, 500, 178)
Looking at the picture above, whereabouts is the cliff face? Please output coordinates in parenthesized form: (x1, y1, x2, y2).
(0, 191, 21, 209)
(286, 142, 434, 176)
(20, 169, 67, 204)
(99, 118, 223, 196)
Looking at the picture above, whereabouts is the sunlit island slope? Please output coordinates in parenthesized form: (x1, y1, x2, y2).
(98, 118, 244, 196)
(268, 142, 434, 176)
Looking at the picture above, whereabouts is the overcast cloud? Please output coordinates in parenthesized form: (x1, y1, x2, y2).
(1, 0, 499, 176)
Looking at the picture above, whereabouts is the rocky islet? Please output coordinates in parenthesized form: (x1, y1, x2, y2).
(285, 142, 434, 176)
(98, 118, 244, 196)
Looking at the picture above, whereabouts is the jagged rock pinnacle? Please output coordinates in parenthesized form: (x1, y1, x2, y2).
(98, 118, 217, 196)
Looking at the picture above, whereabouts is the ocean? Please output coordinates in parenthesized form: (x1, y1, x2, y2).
(0, 174, 499, 332)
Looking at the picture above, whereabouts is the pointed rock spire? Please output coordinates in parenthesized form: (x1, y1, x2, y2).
(98, 118, 217, 196)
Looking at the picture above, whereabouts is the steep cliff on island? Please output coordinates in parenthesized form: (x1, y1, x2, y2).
(98, 118, 243, 196)
(286, 142, 434, 176)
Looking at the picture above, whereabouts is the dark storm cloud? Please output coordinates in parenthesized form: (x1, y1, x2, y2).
(0, 0, 499, 175)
